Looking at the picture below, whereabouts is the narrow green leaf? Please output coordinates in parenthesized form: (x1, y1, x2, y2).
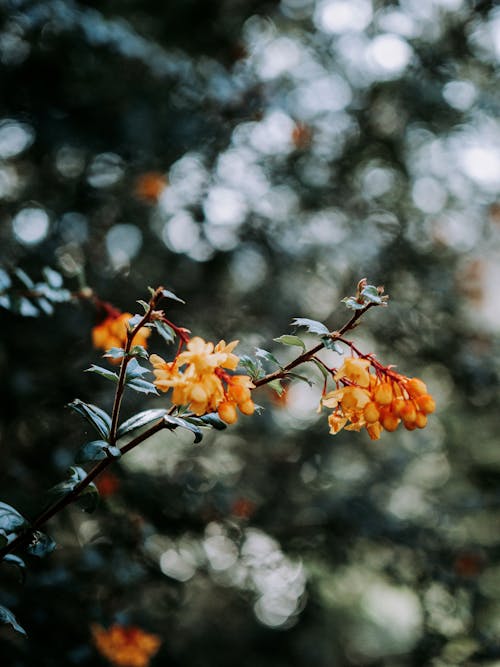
(129, 345, 149, 359)
(35, 296, 54, 315)
(75, 440, 121, 464)
(311, 358, 329, 380)
(273, 335, 306, 351)
(27, 531, 56, 558)
(291, 318, 330, 336)
(137, 299, 150, 312)
(67, 400, 112, 439)
(49, 466, 99, 512)
(18, 297, 39, 317)
(85, 365, 119, 383)
(0, 502, 28, 534)
(268, 379, 284, 396)
(152, 320, 176, 344)
(255, 348, 282, 368)
(0, 604, 27, 636)
(125, 358, 150, 380)
(14, 268, 34, 288)
(126, 378, 159, 395)
(287, 372, 313, 386)
(164, 415, 203, 443)
(117, 409, 167, 438)
(3, 554, 26, 570)
(185, 412, 227, 431)
(162, 288, 185, 304)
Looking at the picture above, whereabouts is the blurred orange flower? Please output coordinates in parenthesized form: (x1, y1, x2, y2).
(134, 172, 167, 203)
(92, 311, 151, 359)
(91, 623, 161, 667)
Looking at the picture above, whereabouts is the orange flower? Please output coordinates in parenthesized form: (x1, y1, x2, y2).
(322, 357, 435, 440)
(150, 338, 255, 423)
(91, 624, 161, 667)
(92, 311, 151, 360)
(133, 172, 168, 203)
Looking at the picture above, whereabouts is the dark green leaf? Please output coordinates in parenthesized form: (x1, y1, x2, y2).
(287, 372, 313, 386)
(341, 296, 365, 310)
(0, 604, 27, 636)
(126, 378, 159, 395)
(14, 268, 34, 289)
(186, 412, 227, 430)
(42, 266, 63, 288)
(152, 320, 176, 344)
(162, 288, 185, 304)
(85, 364, 119, 383)
(117, 409, 167, 438)
(27, 531, 56, 558)
(0, 268, 12, 290)
(129, 345, 149, 359)
(239, 355, 265, 381)
(75, 440, 121, 464)
(0, 502, 28, 534)
(35, 296, 54, 315)
(19, 297, 39, 317)
(49, 467, 99, 513)
(321, 336, 344, 354)
(137, 299, 150, 312)
(0, 530, 7, 548)
(2, 554, 26, 581)
(128, 313, 143, 328)
(273, 334, 306, 351)
(103, 347, 125, 360)
(268, 379, 284, 396)
(255, 348, 282, 368)
(125, 358, 150, 379)
(164, 415, 203, 443)
(311, 358, 330, 380)
(67, 400, 112, 439)
(0, 294, 11, 310)
(291, 318, 330, 336)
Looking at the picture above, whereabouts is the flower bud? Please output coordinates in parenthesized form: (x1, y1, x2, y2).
(363, 402, 380, 424)
(406, 378, 427, 398)
(218, 401, 238, 424)
(416, 394, 436, 414)
(239, 399, 255, 416)
(374, 381, 393, 405)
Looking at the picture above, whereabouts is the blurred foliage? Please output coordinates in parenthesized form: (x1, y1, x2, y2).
(1, 0, 500, 665)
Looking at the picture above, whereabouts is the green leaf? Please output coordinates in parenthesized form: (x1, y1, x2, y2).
(117, 409, 167, 438)
(67, 400, 112, 439)
(85, 365, 119, 383)
(26, 531, 56, 558)
(0, 268, 12, 290)
(273, 335, 306, 351)
(162, 288, 185, 304)
(35, 296, 54, 315)
(0, 502, 28, 534)
(311, 358, 330, 380)
(130, 345, 149, 359)
(360, 284, 384, 304)
(341, 296, 365, 311)
(152, 320, 176, 344)
(291, 318, 330, 336)
(185, 412, 227, 431)
(42, 266, 63, 288)
(128, 314, 143, 329)
(0, 530, 8, 548)
(287, 372, 313, 386)
(321, 336, 344, 354)
(239, 355, 265, 381)
(255, 348, 282, 368)
(126, 378, 159, 395)
(0, 604, 27, 636)
(2, 554, 26, 582)
(14, 268, 34, 289)
(75, 440, 121, 464)
(125, 358, 150, 379)
(164, 415, 203, 443)
(268, 379, 284, 396)
(49, 467, 99, 513)
(103, 347, 125, 360)
(18, 297, 39, 317)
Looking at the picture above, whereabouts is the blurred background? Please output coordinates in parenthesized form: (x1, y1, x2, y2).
(1, 0, 500, 665)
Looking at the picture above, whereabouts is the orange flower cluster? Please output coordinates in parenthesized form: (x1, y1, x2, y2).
(92, 311, 151, 358)
(91, 624, 161, 667)
(322, 357, 435, 440)
(150, 337, 255, 423)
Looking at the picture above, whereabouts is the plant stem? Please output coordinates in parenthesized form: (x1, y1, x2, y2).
(254, 303, 374, 388)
